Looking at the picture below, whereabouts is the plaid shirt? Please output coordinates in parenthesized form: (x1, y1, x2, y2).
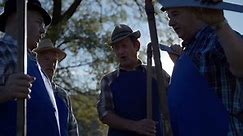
(53, 83, 79, 136)
(183, 25, 243, 136)
(0, 34, 17, 85)
(97, 61, 170, 120)
(0, 34, 78, 135)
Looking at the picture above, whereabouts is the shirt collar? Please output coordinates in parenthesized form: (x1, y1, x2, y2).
(119, 59, 143, 71)
(116, 59, 146, 76)
(182, 25, 210, 49)
(28, 49, 37, 59)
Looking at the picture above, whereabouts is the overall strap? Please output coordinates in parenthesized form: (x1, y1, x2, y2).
(168, 54, 229, 136)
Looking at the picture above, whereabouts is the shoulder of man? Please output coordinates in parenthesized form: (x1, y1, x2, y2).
(0, 37, 10, 50)
(143, 65, 170, 82)
(101, 70, 119, 85)
(234, 31, 243, 38)
(0, 38, 6, 53)
(53, 83, 70, 101)
(0, 35, 18, 85)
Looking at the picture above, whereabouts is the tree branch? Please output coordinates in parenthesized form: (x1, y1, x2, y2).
(58, 60, 95, 70)
(61, 0, 83, 23)
(134, 0, 144, 17)
(52, 0, 62, 25)
(113, 0, 122, 6)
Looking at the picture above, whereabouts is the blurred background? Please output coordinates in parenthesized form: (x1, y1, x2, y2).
(0, 0, 242, 135)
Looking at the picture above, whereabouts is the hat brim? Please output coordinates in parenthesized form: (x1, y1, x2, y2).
(111, 30, 141, 45)
(35, 48, 66, 62)
(159, 0, 243, 13)
(0, 3, 51, 32)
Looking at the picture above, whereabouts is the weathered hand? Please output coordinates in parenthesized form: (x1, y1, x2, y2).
(133, 119, 156, 136)
(198, 0, 225, 26)
(200, 8, 225, 27)
(3, 73, 35, 100)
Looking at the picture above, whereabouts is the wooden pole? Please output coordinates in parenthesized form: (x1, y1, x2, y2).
(145, 0, 173, 135)
(17, 0, 27, 136)
(146, 43, 152, 119)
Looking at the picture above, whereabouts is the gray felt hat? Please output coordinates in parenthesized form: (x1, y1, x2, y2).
(110, 24, 141, 45)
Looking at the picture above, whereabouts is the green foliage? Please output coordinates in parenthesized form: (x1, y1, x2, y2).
(0, 0, 5, 6)
(71, 93, 108, 135)
(43, 0, 121, 93)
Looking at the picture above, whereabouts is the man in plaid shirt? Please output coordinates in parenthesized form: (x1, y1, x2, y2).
(97, 24, 170, 136)
(160, 0, 243, 135)
(0, 0, 62, 136)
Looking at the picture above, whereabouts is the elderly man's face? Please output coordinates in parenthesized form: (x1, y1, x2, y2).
(167, 8, 200, 43)
(37, 51, 59, 80)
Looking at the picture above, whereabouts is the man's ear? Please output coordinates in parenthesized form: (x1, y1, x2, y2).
(134, 40, 140, 52)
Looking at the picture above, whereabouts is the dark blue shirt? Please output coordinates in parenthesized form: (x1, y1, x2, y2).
(98, 64, 169, 136)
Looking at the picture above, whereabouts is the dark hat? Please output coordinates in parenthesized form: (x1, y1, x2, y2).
(0, 0, 52, 32)
(159, 0, 243, 12)
(34, 39, 66, 62)
(111, 24, 141, 45)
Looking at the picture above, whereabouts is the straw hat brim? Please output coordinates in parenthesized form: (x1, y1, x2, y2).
(35, 47, 66, 62)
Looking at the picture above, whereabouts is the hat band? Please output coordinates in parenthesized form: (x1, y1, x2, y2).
(112, 31, 132, 42)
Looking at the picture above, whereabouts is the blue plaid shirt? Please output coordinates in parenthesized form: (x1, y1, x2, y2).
(0, 34, 79, 136)
(0, 34, 17, 85)
(183, 26, 243, 136)
(0, 34, 62, 136)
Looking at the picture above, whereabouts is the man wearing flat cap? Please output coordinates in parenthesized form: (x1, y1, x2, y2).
(97, 24, 169, 136)
(158, 0, 243, 135)
(35, 38, 79, 136)
(0, 0, 63, 136)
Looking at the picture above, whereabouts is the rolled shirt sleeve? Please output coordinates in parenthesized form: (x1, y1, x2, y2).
(97, 72, 116, 120)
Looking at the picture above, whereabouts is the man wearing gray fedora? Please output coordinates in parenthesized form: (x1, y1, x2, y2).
(159, 0, 243, 135)
(35, 38, 79, 136)
(97, 24, 170, 136)
(0, 0, 62, 135)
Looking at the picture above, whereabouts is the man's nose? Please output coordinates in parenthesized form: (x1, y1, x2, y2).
(117, 47, 125, 56)
(168, 18, 175, 27)
(40, 26, 46, 38)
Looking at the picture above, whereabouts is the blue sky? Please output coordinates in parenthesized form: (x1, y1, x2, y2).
(224, 0, 243, 34)
(226, 11, 243, 34)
